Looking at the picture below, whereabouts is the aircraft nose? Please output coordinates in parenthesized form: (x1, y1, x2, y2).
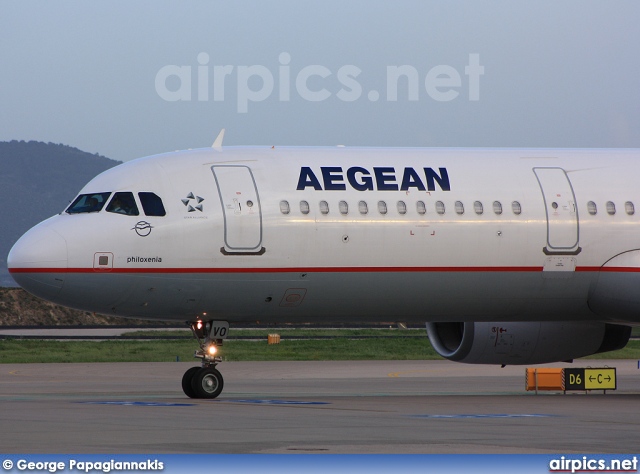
(8, 224, 68, 300)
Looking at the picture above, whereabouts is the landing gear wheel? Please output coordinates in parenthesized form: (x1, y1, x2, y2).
(191, 367, 224, 399)
(186, 319, 228, 399)
(181, 366, 201, 398)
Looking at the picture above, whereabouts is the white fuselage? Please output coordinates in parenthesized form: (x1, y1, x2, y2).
(8, 146, 640, 325)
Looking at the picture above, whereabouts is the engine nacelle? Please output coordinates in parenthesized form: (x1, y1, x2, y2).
(589, 250, 640, 319)
(426, 321, 631, 365)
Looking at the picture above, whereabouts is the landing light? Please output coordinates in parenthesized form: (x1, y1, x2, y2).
(191, 320, 207, 339)
(207, 345, 217, 356)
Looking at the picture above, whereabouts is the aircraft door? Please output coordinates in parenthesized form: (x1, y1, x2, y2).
(533, 167, 580, 255)
(212, 165, 264, 253)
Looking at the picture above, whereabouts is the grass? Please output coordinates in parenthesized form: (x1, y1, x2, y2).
(1, 336, 640, 364)
(0, 338, 436, 363)
(584, 340, 640, 360)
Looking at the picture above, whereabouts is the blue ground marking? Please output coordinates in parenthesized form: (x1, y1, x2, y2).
(77, 401, 195, 407)
(410, 413, 559, 419)
(213, 399, 330, 405)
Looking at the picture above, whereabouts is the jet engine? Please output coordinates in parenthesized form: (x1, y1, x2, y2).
(426, 321, 630, 365)
(589, 250, 640, 319)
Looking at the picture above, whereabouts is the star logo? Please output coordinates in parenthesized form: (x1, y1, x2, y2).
(182, 192, 205, 212)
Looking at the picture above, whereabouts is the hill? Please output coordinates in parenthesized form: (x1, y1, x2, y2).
(0, 141, 120, 286)
(0, 288, 173, 326)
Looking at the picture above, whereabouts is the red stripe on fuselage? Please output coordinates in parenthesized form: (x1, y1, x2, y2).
(9, 265, 634, 274)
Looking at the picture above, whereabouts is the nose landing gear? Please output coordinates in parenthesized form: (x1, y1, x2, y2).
(182, 320, 228, 399)
(185, 366, 224, 398)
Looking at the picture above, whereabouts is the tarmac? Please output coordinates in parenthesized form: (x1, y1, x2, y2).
(1, 359, 639, 453)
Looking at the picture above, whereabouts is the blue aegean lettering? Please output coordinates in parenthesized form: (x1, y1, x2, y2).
(296, 166, 450, 191)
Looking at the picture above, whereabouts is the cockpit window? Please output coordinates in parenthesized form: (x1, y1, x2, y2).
(138, 192, 166, 216)
(66, 192, 111, 214)
(106, 192, 140, 216)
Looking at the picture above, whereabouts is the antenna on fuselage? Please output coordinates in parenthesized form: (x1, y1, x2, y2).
(212, 129, 225, 149)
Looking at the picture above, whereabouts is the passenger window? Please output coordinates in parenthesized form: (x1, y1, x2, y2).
(416, 201, 426, 215)
(138, 192, 166, 216)
(397, 201, 407, 215)
(279, 200, 290, 214)
(358, 201, 368, 215)
(587, 201, 597, 215)
(625, 201, 635, 215)
(435, 201, 445, 215)
(512, 201, 522, 215)
(474, 201, 483, 215)
(455, 201, 464, 215)
(106, 192, 139, 216)
(606, 201, 616, 215)
(493, 201, 503, 215)
(319, 201, 329, 215)
(300, 200, 310, 215)
(378, 201, 388, 215)
(339, 200, 349, 215)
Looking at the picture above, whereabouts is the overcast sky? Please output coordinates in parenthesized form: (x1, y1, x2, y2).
(2, 1, 639, 162)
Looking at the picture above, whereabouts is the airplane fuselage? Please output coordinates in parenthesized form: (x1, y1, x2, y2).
(8, 146, 640, 326)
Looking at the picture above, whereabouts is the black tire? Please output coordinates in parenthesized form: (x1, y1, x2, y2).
(181, 367, 201, 398)
(191, 367, 224, 399)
